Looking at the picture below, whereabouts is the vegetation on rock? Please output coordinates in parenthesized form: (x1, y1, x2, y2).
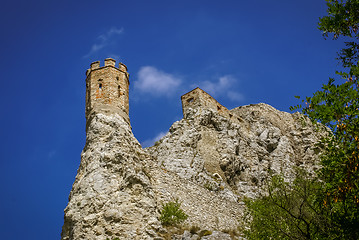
(247, 0, 359, 239)
(244, 170, 332, 239)
(159, 199, 188, 226)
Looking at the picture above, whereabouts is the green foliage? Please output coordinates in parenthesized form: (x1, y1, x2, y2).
(246, 1, 359, 238)
(159, 199, 188, 226)
(290, 0, 359, 238)
(318, 0, 359, 40)
(244, 170, 331, 240)
(198, 229, 212, 237)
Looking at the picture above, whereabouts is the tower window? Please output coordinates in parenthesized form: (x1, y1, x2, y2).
(98, 79, 103, 89)
(118, 85, 121, 97)
(187, 97, 194, 103)
(116, 76, 119, 81)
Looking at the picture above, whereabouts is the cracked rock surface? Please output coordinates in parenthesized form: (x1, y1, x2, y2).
(62, 103, 327, 240)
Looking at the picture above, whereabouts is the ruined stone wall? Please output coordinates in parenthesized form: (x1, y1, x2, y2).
(181, 87, 242, 124)
(62, 61, 326, 239)
(85, 58, 129, 123)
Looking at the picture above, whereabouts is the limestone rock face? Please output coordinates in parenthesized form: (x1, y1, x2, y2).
(149, 103, 326, 200)
(62, 103, 327, 240)
(62, 112, 160, 240)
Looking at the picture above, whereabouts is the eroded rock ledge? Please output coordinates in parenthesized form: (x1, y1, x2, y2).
(62, 99, 327, 240)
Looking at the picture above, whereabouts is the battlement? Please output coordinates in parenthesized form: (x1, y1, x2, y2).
(85, 58, 130, 125)
(104, 58, 116, 67)
(84, 59, 242, 129)
(181, 88, 242, 124)
(86, 58, 129, 77)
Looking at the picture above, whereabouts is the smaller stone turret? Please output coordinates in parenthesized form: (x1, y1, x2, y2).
(85, 58, 130, 125)
(181, 87, 242, 123)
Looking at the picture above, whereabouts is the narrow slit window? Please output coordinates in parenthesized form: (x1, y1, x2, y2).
(99, 83, 102, 89)
(118, 85, 121, 97)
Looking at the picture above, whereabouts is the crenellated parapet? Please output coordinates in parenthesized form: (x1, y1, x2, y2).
(86, 59, 129, 79)
(85, 58, 130, 126)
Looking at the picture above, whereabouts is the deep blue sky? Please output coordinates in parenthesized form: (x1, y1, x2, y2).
(0, 0, 344, 239)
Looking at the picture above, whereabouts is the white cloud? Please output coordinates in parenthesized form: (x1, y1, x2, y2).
(227, 91, 244, 101)
(98, 27, 124, 41)
(141, 131, 167, 148)
(84, 27, 124, 58)
(199, 75, 233, 96)
(134, 66, 182, 97)
(194, 75, 244, 102)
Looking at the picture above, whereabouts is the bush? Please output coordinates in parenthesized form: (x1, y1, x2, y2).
(159, 199, 188, 226)
(244, 170, 331, 239)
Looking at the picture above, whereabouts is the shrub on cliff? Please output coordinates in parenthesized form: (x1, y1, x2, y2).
(247, 0, 359, 239)
(159, 199, 188, 226)
(244, 170, 332, 239)
(292, 0, 359, 238)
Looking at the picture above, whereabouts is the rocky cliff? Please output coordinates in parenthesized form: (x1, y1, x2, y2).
(62, 90, 327, 240)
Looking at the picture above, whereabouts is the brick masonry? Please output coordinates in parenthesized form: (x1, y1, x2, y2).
(181, 87, 242, 124)
(85, 58, 130, 124)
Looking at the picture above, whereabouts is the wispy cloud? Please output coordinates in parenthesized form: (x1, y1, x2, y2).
(134, 66, 182, 97)
(199, 75, 233, 95)
(194, 75, 244, 102)
(84, 27, 124, 58)
(141, 131, 167, 148)
(227, 91, 244, 101)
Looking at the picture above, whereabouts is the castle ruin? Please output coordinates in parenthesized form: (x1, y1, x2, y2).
(181, 87, 243, 124)
(85, 58, 130, 125)
(61, 59, 324, 240)
(85, 58, 241, 126)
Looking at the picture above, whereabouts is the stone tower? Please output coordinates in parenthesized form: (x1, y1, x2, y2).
(85, 58, 130, 124)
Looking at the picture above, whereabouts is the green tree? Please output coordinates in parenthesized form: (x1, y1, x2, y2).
(292, 0, 359, 239)
(291, 0, 359, 238)
(246, 1, 359, 239)
(244, 171, 331, 240)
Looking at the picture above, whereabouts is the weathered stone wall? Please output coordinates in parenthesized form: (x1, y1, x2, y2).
(148, 103, 326, 201)
(85, 58, 130, 123)
(62, 62, 327, 239)
(181, 88, 242, 124)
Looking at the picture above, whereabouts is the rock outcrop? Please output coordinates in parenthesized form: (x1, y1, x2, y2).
(61, 61, 327, 239)
(62, 103, 326, 240)
(62, 111, 158, 239)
